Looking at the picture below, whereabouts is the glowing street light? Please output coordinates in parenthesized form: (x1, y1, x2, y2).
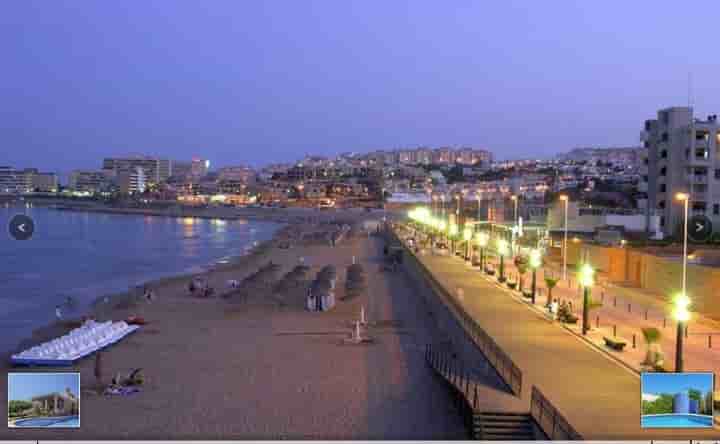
(530, 249, 542, 305)
(463, 226, 473, 261)
(578, 263, 594, 335)
(449, 222, 459, 255)
(497, 238, 509, 281)
(476, 231, 489, 271)
(673, 292, 691, 372)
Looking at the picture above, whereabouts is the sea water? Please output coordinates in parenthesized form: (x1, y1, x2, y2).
(0, 205, 281, 352)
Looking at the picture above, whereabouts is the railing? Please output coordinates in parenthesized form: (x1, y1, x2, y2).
(395, 229, 523, 397)
(530, 386, 582, 440)
(426, 343, 482, 411)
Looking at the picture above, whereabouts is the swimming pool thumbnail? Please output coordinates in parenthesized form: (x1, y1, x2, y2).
(8, 372, 80, 428)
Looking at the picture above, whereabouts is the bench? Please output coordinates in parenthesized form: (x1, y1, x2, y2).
(603, 336, 627, 351)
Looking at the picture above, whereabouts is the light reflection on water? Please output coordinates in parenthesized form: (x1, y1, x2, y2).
(0, 206, 281, 352)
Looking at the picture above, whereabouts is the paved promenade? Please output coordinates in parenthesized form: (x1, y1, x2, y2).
(412, 246, 720, 439)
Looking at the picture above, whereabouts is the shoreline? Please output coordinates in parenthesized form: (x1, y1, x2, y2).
(2, 207, 291, 359)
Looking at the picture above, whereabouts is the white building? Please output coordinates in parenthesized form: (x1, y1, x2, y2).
(642, 107, 720, 236)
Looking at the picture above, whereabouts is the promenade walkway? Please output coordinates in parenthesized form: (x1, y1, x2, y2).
(499, 256, 720, 380)
(411, 245, 720, 439)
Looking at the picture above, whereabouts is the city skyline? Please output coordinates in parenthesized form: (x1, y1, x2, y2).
(3, 2, 720, 172)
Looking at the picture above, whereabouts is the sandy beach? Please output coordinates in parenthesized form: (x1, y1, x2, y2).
(1, 210, 472, 439)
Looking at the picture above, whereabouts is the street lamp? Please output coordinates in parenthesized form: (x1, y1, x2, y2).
(673, 292, 691, 372)
(476, 191, 483, 222)
(559, 195, 569, 283)
(676, 192, 690, 298)
(449, 222, 458, 255)
(530, 248, 542, 305)
(578, 263, 594, 335)
(497, 239, 509, 281)
(463, 226, 473, 261)
(477, 231, 489, 271)
(511, 195, 519, 226)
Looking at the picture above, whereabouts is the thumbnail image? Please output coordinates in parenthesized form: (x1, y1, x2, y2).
(641, 372, 714, 428)
(8, 373, 80, 428)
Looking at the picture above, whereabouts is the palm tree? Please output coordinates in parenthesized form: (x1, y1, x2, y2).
(545, 277, 558, 306)
(641, 327, 663, 367)
(514, 256, 529, 293)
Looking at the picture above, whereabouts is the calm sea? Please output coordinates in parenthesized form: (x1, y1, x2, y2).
(0, 205, 281, 352)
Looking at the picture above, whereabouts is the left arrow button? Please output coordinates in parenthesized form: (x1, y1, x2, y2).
(9, 214, 34, 240)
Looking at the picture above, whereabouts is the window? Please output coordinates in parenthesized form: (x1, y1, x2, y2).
(658, 200, 666, 209)
(661, 149, 668, 159)
(714, 204, 719, 215)
(660, 216, 665, 227)
(643, 157, 649, 165)
(659, 184, 666, 192)
(693, 202, 707, 211)
(642, 175, 648, 182)
(696, 131, 708, 141)
(715, 169, 720, 179)
(696, 147, 708, 159)
(660, 166, 666, 176)
(661, 132, 669, 142)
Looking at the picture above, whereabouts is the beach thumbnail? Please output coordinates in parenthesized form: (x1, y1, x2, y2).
(641, 372, 714, 428)
(8, 373, 80, 428)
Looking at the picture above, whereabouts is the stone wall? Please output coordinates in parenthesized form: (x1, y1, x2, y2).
(556, 242, 720, 320)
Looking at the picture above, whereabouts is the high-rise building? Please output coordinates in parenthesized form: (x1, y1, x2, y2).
(102, 157, 172, 184)
(642, 106, 720, 236)
(0, 166, 23, 194)
(21, 169, 58, 192)
(69, 170, 110, 193)
(191, 158, 210, 178)
(117, 166, 147, 194)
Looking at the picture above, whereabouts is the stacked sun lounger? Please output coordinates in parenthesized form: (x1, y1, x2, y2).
(11, 320, 140, 366)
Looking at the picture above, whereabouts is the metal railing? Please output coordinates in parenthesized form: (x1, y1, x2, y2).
(396, 229, 523, 397)
(530, 386, 582, 440)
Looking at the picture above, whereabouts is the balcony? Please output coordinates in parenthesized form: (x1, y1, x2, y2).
(687, 175, 708, 183)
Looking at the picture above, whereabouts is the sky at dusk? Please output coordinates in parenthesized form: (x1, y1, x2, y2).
(2, 1, 720, 172)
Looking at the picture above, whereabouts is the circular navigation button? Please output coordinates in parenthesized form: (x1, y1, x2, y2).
(9, 214, 35, 241)
(688, 215, 712, 242)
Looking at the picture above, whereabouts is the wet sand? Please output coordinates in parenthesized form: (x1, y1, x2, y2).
(1, 219, 470, 439)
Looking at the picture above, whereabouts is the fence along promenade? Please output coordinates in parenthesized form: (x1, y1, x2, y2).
(394, 227, 582, 440)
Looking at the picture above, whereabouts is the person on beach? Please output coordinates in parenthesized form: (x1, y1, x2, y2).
(55, 305, 63, 320)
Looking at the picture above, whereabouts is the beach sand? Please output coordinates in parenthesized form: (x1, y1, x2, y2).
(1, 217, 470, 439)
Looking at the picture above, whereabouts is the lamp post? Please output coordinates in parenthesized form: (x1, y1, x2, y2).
(476, 191, 483, 222)
(497, 239, 509, 281)
(673, 293, 691, 372)
(579, 263, 594, 335)
(511, 195, 519, 226)
(676, 192, 690, 297)
(449, 222, 458, 255)
(559, 194, 569, 283)
(477, 231, 489, 271)
(463, 226, 473, 261)
(530, 248, 542, 305)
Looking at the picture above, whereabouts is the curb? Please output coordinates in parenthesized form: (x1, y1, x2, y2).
(463, 256, 644, 378)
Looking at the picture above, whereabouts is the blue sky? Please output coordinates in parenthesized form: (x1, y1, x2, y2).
(2, 1, 720, 172)
(642, 373, 714, 396)
(8, 373, 80, 401)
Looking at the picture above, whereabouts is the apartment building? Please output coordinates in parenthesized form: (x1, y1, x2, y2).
(0, 166, 23, 194)
(69, 170, 111, 193)
(642, 107, 720, 236)
(102, 157, 172, 184)
(117, 166, 147, 194)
